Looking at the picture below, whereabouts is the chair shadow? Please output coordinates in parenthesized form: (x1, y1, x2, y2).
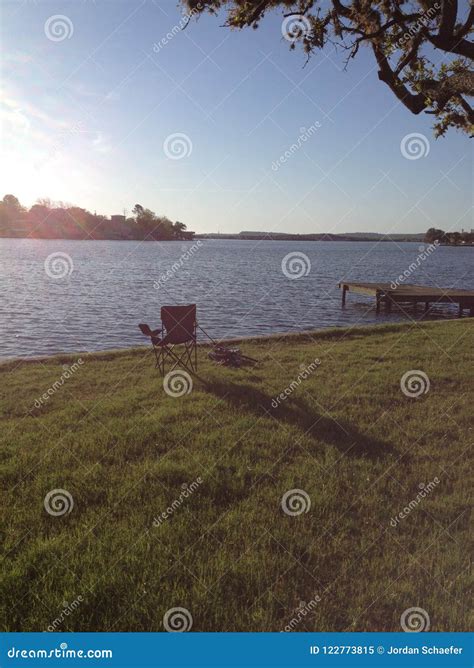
(204, 379, 393, 460)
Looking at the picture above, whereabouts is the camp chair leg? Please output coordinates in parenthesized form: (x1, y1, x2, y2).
(152, 345, 167, 376)
(183, 340, 197, 373)
(153, 347, 160, 370)
(159, 341, 197, 377)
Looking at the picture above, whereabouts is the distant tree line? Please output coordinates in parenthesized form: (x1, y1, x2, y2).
(425, 227, 474, 246)
(0, 195, 194, 241)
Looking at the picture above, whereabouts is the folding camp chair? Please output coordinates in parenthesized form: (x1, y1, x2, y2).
(139, 304, 197, 376)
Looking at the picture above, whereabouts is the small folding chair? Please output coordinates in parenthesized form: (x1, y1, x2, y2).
(139, 304, 197, 376)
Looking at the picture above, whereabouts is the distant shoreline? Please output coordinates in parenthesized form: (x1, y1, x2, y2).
(1, 234, 472, 245)
(195, 232, 473, 245)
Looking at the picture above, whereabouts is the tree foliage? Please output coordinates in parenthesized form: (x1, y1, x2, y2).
(0, 195, 194, 241)
(425, 226, 473, 243)
(182, 0, 474, 136)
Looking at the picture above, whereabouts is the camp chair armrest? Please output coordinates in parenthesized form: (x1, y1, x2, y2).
(150, 328, 162, 336)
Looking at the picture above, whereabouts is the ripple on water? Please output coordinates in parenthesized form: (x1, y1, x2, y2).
(0, 238, 472, 358)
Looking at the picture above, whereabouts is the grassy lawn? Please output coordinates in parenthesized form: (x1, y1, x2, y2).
(0, 319, 472, 632)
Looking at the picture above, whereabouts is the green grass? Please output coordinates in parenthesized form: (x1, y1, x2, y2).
(0, 320, 472, 632)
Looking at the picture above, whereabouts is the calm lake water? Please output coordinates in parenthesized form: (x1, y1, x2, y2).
(1, 238, 473, 359)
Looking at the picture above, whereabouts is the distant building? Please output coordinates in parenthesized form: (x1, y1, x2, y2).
(111, 215, 126, 224)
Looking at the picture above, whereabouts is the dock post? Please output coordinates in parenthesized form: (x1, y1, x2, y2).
(424, 302, 430, 312)
(341, 285, 347, 306)
(458, 303, 463, 317)
(376, 292, 381, 313)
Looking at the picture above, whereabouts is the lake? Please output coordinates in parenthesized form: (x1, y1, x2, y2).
(1, 238, 472, 359)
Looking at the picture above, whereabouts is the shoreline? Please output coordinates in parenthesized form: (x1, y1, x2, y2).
(0, 318, 466, 370)
(1, 235, 473, 246)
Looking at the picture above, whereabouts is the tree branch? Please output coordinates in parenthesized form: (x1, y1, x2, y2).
(331, 0, 351, 19)
(457, 94, 474, 123)
(395, 33, 423, 76)
(456, 6, 474, 38)
(438, 0, 458, 41)
(372, 45, 426, 114)
(428, 33, 474, 58)
(180, 0, 474, 135)
(420, 71, 474, 104)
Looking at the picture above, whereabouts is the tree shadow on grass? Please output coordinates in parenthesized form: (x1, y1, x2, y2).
(204, 379, 393, 460)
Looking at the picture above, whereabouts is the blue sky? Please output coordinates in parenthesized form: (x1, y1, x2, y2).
(1, 0, 472, 234)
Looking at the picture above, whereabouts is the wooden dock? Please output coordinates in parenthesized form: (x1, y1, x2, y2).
(338, 282, 474, 316)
